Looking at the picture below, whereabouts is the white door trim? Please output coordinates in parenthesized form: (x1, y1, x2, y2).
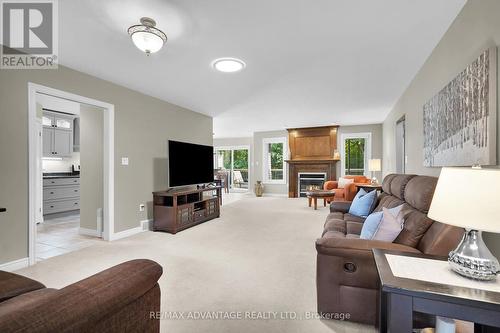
(261, 137, 287, 185)
(340, 132, 372, 177)
(28, 82, 115, 266)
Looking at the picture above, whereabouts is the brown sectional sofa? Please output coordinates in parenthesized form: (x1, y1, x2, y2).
(0, 259, 162, 332)
(316, 174, 464, 325)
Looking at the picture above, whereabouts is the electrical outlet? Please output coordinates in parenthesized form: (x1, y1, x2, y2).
(139, 204, 145, 212)
(121, 157, 129, 166)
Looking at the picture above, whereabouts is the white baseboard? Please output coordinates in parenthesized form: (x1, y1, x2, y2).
(262, 193, 288, 197)
(109, 219, 152, 241)
(0, 257, 29, 272)
(141, 219, 153, 231)
(79, 227, 102, 238)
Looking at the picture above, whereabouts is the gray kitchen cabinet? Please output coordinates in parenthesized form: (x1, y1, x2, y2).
(42, 127, 54, 156)
(73, 117, 80, 152)
(43, 177, 80, 216)
(53, 130, 73, 156)
(42, 111, 74, 157)
(43, 111, 73, 130)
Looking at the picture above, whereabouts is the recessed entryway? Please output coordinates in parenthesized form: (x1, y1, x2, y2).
(28, 83, 115, 266)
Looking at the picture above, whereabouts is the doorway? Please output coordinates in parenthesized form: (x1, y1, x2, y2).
(28, 83, 115, 266)
(214, 146, 250, 192)
(396, 116, 406, 174)
(38, 105, 84, 261)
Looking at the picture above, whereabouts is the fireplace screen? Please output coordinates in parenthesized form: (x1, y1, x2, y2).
(298, 173, 327, 197)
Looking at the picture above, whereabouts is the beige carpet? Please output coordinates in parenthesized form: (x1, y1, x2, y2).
(17, 195, 376, 333)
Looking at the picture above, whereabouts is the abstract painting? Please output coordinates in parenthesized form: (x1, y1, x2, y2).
(423, 47, 497, 167)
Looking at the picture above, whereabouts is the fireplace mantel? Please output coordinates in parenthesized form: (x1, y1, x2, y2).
(286, 159, 339, 164)
(285, 125, 340, 198)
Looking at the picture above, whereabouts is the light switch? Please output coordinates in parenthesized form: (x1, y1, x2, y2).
(121, 157, 129, 166)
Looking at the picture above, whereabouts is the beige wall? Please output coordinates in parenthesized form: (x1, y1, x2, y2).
(80, 105, 104, 231)
(381, 0, 500, 256)
(0, 65, 212, 265)
(337, 124, 383, 181)
(383, 0, 500, 177)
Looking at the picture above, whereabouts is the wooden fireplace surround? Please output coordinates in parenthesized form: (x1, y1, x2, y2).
(286, 126, 340, 198)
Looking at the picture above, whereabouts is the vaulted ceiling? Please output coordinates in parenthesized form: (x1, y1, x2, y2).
(59, 0, 466, 137)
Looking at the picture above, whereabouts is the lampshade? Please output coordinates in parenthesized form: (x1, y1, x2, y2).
(128, 17, 167, 55)
(428, 167, 500, 233)
(131, 31, 164, 54)
(368, 159, 381, 172)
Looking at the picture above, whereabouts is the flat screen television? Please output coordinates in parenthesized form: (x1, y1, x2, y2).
(168, 140, 214, 187)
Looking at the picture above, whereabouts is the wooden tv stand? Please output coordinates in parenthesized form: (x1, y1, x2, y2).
(152, 186, 222, 234)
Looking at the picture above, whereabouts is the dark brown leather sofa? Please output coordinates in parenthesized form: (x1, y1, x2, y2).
(0, 259, 162, 332)
(316, 174, 464, 325)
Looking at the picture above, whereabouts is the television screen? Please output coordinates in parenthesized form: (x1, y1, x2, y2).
(168, 140, 214, 187)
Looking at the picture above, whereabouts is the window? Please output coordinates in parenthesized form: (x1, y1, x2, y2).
(262, 138, 287, 184)
(341, 133, 371, 176)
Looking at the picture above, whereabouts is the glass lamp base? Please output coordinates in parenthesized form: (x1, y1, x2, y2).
(448, 230, 499, 281)
(370, 177, 378, 185)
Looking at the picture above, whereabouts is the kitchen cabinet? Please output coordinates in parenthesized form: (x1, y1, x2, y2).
(43, 177, 80, 215)
(42, 127, 54, 156)
(42, 111, 74, 157)
(73, 118, 80, 152)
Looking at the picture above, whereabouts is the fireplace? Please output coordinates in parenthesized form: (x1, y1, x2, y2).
(298, 173, 326, 197)
(285, 126, 340, 198)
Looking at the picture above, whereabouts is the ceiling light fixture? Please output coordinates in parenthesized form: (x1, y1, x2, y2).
(213, 58, 246, 73)
(128, 17, 167, 56)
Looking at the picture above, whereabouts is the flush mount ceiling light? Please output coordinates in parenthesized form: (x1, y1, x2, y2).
(212, 58, 246, 73)
(128, 17, 167, 55)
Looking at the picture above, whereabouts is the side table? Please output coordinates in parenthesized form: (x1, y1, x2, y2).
(356, 184, 382, 193)
(373, 249, 500, 333)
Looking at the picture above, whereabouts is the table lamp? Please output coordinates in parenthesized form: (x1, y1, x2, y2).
(428, 167, 500, 281)
(368, 159, 381, 184)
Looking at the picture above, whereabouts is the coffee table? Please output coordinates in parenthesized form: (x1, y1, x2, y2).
(306, 190, 335, 210)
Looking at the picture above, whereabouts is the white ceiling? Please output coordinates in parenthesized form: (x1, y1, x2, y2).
(59, 0, 466, 138)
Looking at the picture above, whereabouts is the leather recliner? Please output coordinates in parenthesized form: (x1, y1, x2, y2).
(0, 259, 162, 332)
(316, 174, 464, 325)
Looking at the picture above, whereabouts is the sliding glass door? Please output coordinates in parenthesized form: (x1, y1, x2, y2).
(214, 146, 250, 191)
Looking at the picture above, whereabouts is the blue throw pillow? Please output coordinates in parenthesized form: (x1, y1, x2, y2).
(360, 204, 404, 239)
(348, 189, 377, 217)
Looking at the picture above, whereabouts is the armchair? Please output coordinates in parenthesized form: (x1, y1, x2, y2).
(323, 175, 370, 202)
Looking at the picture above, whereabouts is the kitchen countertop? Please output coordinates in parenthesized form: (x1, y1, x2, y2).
(43, 173, 80, 179)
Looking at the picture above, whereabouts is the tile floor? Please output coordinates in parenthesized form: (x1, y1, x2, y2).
(36, 214, 103, 262)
